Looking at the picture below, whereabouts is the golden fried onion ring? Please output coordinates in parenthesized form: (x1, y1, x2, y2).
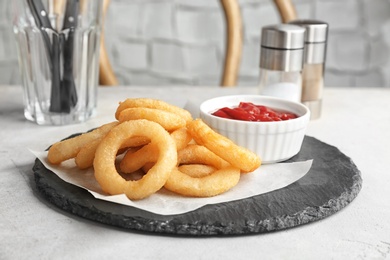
(165, 167, 240, 197)
(118, 107, 186, 131)
(119, 143, 159, 174)
(178, 164, 216, 178)
(164, 144, 240, 197)
(115, 98, 193, 124)
(120, 127, 192, 173)
(93, 120, 177, 200)
(170, 127, 192, 151)
(48, 121, 119, 164)
(187, 119, 261, 172)
(178, 144, 230, 169)
(75, 136, 149, 170)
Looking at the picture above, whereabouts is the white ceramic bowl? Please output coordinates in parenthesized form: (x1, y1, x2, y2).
(200, 95, 310, 164)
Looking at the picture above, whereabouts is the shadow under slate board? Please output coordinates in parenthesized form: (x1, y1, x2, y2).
(33, 136, 362, 236)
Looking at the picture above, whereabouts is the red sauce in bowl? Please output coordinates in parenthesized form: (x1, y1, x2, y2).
(211, 102, 298, 122)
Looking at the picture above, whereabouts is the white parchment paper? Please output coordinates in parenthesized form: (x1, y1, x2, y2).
(31, 150, 312, 215)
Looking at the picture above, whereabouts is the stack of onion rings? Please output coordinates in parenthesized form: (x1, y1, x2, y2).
(47, 98, 261, 200)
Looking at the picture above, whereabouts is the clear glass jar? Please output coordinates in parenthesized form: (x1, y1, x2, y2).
(11, 0, 103, 125)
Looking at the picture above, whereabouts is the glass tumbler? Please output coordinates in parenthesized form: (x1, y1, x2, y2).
(11, 0, 103, 125)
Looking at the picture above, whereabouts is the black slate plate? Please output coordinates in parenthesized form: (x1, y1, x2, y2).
(33, 136, 362, 236)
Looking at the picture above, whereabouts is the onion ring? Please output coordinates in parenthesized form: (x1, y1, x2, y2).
(93, 120, 177, 200)
(115, 98, 193, 124)
(48, 121, 119, 164)
(164, 144, 239, 197)
(164, 166, 240, 197)
(170, 127, 192, 151)
(178, 164, 216, 178)
(118, 107, 186, 131)
(187, 119, 261, 172)
(120, 128, 192, 173)
(75, 136, 149, 170)
(119, 143, 159, 173)
(178, 144, 230, 169)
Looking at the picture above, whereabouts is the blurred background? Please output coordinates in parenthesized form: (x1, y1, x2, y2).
(1, 0, 390, 87)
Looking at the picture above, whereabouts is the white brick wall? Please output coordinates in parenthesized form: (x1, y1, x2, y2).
(1, 0, 390, 87)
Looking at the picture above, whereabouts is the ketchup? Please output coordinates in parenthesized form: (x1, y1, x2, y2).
(211, 102, 297, 122)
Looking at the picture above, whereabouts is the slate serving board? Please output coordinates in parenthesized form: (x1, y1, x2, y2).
(33, 136, 362, 236)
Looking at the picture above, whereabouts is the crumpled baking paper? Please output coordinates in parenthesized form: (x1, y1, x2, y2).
(31, 150, 312, 215)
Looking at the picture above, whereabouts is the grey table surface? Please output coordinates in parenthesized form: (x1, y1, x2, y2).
(1, 85, 389, 259)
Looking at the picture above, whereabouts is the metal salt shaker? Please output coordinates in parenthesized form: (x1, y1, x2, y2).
(258, 24, 305, 102)
(289, 20, 329, 120)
